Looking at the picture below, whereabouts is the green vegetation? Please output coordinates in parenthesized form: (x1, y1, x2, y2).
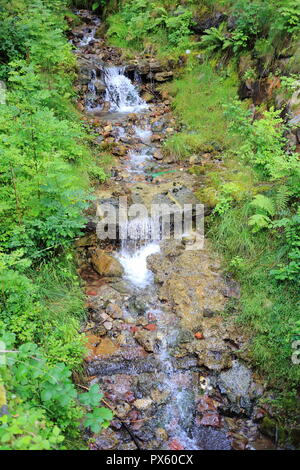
(105, 0, 300, 420)
(162, 61, 238, 159)
(106, 0, 194, 58)
(0, 0, 112, 450)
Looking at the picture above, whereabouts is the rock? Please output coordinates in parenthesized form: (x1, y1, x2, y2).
(102, 101, 111, 112)
(218, 360, 252, 400)
(195, 332, 204, 340)
(151, 389, 170, 404)
(153, 71, 173, 82)
(259, 416, 278, 440)
(155, 428, 169, 441)
(168, 439, 185, 450)
(231, 436, 248, 450)
(153, 151, 163, 160)
(133, 398, 153, 410)
(91, 249, 124, 277)
(103, 321, 113, 330)
(95, 429, 119, 450)
(199, 412, 221, 427)
(189, 154, 202, 165)
(115, 402, 131, 419)
(134, 329, 156, 352)
(142, 92, 155, 103)
(144, 324, 157, 331)
(191, 12, 227, 35)
(197, 395, 218, 413)
(106, 303, 123, 319)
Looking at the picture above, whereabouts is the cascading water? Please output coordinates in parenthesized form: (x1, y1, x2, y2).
(77, 17, 100, 47)
(117, 217, 161, 289)
(102, 66, 148, 113)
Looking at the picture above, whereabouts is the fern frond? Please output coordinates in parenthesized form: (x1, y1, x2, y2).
(273, 185, 290, 212)
(250, 194, 275, 216)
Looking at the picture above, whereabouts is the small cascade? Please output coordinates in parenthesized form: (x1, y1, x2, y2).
(117, 216, 161, 289)
(77, 17, 100, 47)
(134, 125, 152, 143)
(102, 66, 148, 113)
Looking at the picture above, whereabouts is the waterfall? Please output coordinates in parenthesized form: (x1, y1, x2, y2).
(78, 17, 100, 47)
(117, 217, 161, 289)
(102, 66, 148, 113)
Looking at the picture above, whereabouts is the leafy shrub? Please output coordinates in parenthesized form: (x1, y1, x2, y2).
(0, 333, 113, 449)
(271, 211, 300, 284)
(107, 1, 193, 53)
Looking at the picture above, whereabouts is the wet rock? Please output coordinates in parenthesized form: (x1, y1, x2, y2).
(95, 429, 119, 450)
(155, 428, 169, 441)
(218, 360, 252, 400)
(133, 398, 153, 410)
(151, 389, 170, 404)
(192, 426, 231, 450)
(106, 303, 123, 319)
(91, 249, 124, 277)
(198, 412, 221, 428)
(134, 329, 156, 352)
(197, 395, 218, 413)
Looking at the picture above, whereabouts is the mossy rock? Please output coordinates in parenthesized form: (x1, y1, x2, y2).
(259, 416, 287, 443)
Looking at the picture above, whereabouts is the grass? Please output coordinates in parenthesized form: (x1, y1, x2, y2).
(162, 59, 239, 160)
(209, 205, 300, 391)
(164, 54, 300, 420)
(29, 251, 87, 369)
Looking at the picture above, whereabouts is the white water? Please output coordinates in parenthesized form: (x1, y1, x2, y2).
(134, 126, 152, 144)
(78, 18, 100, 47)
(103, 66, 148, 113)
(118, 242, 160, 288)
(117, 217, 161, 288)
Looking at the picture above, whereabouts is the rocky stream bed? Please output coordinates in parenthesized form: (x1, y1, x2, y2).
(71, 10, 279, 451)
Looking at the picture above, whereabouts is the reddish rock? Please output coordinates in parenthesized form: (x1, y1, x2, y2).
(199, 412, 221, 427)
(169, 439, 185, 450)
(195, 332, 204, 339)
(144, 324, 157, 331)
(86, 290, 98, 296)
(130, 326, 139, 333)
(197, 395, 218, 413)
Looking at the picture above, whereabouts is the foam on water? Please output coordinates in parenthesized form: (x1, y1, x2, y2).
(134, 126, 152, 143)
(118, 242, 160, 288)
(103, 66, 148, 113)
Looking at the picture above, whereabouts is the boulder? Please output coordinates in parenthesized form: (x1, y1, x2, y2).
(153, 71, 173, 82)
(91, 249, 124, 277)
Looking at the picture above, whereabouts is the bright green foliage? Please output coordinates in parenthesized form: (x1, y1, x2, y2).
(0, 334, 113, 450)
(201, 0, 300, 59)
(225, 101, 300, 181)
(271, 212, 300, 284)
(0, 0, 111, 450)
(163, 60, 238, 159)
(107, 0, 193, 55)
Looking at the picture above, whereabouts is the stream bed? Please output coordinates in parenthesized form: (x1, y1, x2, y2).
(71, 10, 275, 451)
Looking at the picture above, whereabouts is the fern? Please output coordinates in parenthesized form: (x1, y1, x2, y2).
(248, 213, 271, 232)
(274, 185, 290, 213)
(250, 194, 275, 216)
